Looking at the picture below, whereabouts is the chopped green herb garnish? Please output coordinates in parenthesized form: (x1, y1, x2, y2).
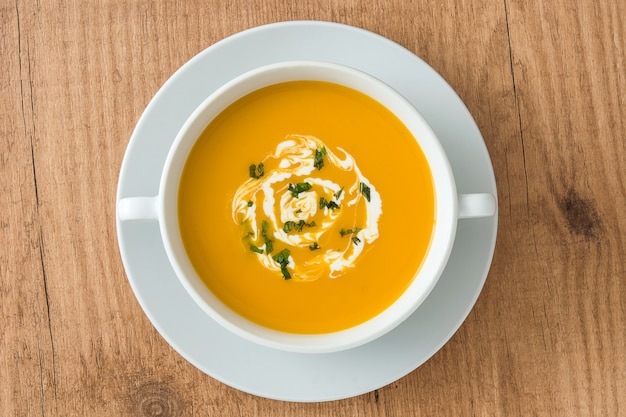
(351, 236, 361, 245)
(284, 220, 316, 233)
(283, 221, 295, 233)
(272, 248, 290, 264)
(272, 248, 292, 280)
(360, 182, 371, 202)
(249, 163, 265, 179)
(288, 182, 312, 198)
(327, 201, 340, 210)
(265, 239, 273, 254)
(247, 200, 253, 207)
(261, 220, 273, 253)
(319, 196, 340, 211)
(334, 187, 344, 200)
(309, 242, 321, 251)
(249, 244, 264, 254)
(339, 227, 362, 237)
(314, 147, 327, 170)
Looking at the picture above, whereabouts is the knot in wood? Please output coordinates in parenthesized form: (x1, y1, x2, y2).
(557, 188, 602, 240)
(134, 382, 181, 417)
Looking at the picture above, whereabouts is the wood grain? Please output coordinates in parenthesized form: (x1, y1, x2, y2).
(1, 0, 624, 415)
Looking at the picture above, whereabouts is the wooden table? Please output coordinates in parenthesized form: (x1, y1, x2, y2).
(2, 0, 624, 415)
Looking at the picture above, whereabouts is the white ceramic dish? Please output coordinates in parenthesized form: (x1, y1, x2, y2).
(116, 21, 498, 402)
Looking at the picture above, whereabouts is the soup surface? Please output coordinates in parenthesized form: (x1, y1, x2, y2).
(178, 81, 435, 334)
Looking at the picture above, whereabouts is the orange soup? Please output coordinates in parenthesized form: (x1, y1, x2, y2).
(178, 81, 435, 334)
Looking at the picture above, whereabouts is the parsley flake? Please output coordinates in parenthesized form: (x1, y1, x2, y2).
(261, 220, 273, 253)
(360, 182, 371, 202)
(283, 221, 295, 233)
(272, 248, 290, 264)
(314, 147, 327, 170)
(272, 248, 292, 280)
(249, 162, 265, 179)
(280, 266, 292, 280)
(319, 196, 340, 211)
(288, 182, 312, 198)
(327, 201, 340, 210)
(339, 227, 362, 237)
(284, 220, 316, 233)
(249, 244, 263, 254)
(265, 239, 273, 254)
(294, 220, 306, 232)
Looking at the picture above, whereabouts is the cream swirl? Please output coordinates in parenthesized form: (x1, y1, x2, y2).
(232, 134, 382, 281)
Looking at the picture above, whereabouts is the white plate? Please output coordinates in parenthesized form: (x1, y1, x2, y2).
(116, 21, 498, 402)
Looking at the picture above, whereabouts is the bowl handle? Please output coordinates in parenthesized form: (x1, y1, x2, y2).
(117, 196, 159, 221)
(458, 193, 497, 219)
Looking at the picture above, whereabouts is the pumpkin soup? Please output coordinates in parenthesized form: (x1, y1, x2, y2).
(178, 81, 435, 334)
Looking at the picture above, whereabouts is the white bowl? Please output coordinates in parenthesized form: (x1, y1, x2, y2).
(118, 61, 496, 353)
